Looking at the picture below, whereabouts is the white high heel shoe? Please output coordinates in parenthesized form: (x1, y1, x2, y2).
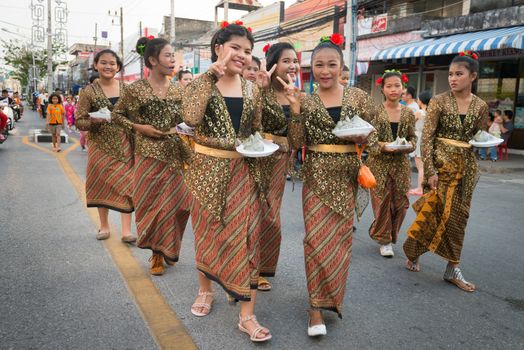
(308, 318, 327, 337)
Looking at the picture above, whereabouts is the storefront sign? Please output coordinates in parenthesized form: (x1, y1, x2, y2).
(358, 14, 387, 36)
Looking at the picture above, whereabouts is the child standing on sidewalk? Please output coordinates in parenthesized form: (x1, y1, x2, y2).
(65, 96, 77, 131)
(46, 93, 65, 152)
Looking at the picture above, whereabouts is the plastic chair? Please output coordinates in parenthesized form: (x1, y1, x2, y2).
(497, 141, 508, 160)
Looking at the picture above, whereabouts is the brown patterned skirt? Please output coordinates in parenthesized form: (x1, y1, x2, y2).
(404, 153, 473, 263)
(369, 175, 409, 245)
(259, 152, 287, 277)
(302, 182, 354, 318)
(133, 155, 191, 263)
(86, 135, 134, 213)
(191, 159, 261, 301)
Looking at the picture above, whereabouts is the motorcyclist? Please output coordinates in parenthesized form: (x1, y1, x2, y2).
(0, 108, 8, 142)
(0, 89, 13, 105)
(13, 92, 23, 117)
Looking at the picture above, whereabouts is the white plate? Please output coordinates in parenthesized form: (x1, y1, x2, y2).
(469, 137, 504, 148)
(236, 140, 279, 158)
(88, 112, 111, 121)
(176, 122, 194, 136)
(384, 143, 412, 151)
(332, 126, 374, 138)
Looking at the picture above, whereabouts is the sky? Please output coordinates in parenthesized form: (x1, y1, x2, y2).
(0, 0, 296, 50)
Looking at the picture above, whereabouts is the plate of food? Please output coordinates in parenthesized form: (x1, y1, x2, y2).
(469, 131, 503, 148)
(88, 107, 112, 121)
(385, 137, 412, 151)
(332, 115, 374, 138)
(236, 132, 279, 158)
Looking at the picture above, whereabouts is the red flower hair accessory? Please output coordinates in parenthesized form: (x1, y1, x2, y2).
(320, 33, 345, 47)
(235, 20, 244, 26)
(220, 21, 229, 29)
(401, 73, 409, 83)
(262, 43, 271, 53)
(459, 50, 478, 60)
(375, 77, 384, 86)
(247, 27, 253, 33)
(147, 35, 155, 40)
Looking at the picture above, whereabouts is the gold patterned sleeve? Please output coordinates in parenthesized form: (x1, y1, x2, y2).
(421, 97, 441, 178)
(357, 89, 379, 152)
(406, 109, 417, 149)
(111, 88, 135, 132)
(476, 102, 489, 132)
(252, 84, 263, 133)
(75, 88, 96, 131)
(182, 70, 218, 127)
(288, 97, 306, 150)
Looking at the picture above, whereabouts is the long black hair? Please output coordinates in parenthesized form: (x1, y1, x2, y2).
(136, 37, 170, 69)
(210, 24, 254, 63)
(93, 49, 122, 72)
(265, 42, 296, 71)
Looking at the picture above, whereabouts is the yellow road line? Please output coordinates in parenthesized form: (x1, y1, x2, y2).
(22, 136, 197, 350)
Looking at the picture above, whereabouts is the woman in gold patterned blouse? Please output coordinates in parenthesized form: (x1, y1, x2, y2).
(254, 42, 301, 292)
(181, 23, 271, 342)
(284, 35, 378, 337)
(404, 52, 489, 293)
(76, 49, 136, 243)
(367, 71, 416, 258)
(112, 37, 192, 277)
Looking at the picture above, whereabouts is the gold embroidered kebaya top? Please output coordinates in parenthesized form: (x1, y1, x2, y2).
(181, 71, 263, 221)
(366, 105, 416, 198)
(262, 86, 290, 140)
(422, 91, 488, 197)
(111, 79, 191, 169)
(289, 87, 378, 218)
(75, 81, 131, 162)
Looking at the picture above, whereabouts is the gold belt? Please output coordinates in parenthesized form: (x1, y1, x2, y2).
(194, 143, 243, 159)
(308, 144, 357, 153)
(436, 137, 471, 149)
(263, 133, 289, 146)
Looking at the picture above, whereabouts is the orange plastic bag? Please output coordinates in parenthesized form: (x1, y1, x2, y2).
(356, 144, 377, 189)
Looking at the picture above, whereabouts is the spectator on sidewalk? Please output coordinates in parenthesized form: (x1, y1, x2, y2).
(46, 93, 65, 152)
(241, 56, 260, 83)
(65, 96, 77, 130)
(402, 86, 419, 114)
(339, 65, 350, 86)
(501, 110, 514, 144)
(479, 110, 502, 161)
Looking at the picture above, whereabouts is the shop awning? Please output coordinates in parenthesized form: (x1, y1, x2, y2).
(371, 26, 524, 61)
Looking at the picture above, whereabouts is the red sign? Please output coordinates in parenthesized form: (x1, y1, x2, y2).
(77, 51, 91, 59)
(372, 15, 387, 33)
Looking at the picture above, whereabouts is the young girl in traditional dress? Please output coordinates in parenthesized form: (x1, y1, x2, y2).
(403, 51, 489, 292)
(367, 70, 416, 257)
(112, 37, 192, 276)
(76, 50, 136, 243)
(284, 34, 377, 336)
(181, 22, 271, 342)
(254, 42, 300, 291)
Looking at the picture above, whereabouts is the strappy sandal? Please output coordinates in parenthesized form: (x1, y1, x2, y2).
(238, 314, 272, 342)
(443, 266, 476, 292)
(405, 259, 420, 272)
(257, 277, 272, 291)
(191, 290, 214, 317)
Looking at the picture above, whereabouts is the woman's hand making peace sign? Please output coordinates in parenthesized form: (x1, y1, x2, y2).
(255, 59, 277, 89)
(276, 74, 301, 114)
(209, 45, 233, 80)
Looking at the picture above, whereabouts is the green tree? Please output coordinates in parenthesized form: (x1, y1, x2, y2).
(1, 39, 66, 91)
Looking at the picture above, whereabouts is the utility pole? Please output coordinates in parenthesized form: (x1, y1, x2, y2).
(109, 8, 125, 79)
(46, 0, 53, 93)
(93, 23, 98, 51)
(344, 0, 358, 86)
(139, 21, 144, 79)
(224, 0, 229, 21)
(170, 0, 175, 44)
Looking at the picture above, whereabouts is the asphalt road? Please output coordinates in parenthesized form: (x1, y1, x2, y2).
(1, 109, 523, 349)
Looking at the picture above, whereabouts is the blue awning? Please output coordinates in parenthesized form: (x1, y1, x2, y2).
(371, 26, 524, 61)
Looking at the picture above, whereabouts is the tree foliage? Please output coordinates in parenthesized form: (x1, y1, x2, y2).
(1, 39, 66, 90)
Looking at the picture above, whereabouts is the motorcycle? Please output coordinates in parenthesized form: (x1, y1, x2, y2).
(1, 101, 15, 131)
(11, 103, 21, 121)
